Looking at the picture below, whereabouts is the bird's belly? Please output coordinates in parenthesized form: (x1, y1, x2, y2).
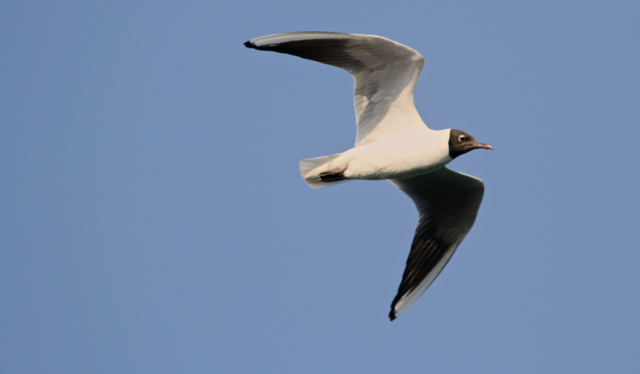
(343, 147, 452, 180)
(327, 127, 452, 180)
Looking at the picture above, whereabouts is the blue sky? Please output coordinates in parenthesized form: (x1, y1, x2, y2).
(1, 1, 639, 372)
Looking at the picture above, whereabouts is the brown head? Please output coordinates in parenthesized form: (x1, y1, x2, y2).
(448, 129, 493, 159)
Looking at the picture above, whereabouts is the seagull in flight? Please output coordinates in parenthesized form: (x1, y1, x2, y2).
(244, 32, 492, 320)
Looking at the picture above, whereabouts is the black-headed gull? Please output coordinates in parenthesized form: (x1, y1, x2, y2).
(245, 32, 492, 320)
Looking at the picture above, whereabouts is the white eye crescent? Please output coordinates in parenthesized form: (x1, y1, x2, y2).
(458, 134, 466, 142)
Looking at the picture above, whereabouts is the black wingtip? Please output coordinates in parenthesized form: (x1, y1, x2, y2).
(244, 40, 256, 49)
(389, 310, 396, 321)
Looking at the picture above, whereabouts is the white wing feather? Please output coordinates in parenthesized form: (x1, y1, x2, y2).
(245, 32, 427, 146)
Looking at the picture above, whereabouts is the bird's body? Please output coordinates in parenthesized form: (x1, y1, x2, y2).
(245, 32, 492, 320)
(326, 127, 451, 181)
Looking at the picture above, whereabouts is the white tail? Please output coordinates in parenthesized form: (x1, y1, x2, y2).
(299, 153, 349, 189)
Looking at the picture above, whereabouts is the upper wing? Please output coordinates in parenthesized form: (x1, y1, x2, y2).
(388, 167, 485, 320)
(244, 32, 427, 146)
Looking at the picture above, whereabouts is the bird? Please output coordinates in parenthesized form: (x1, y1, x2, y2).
(244, 32, 492, 321)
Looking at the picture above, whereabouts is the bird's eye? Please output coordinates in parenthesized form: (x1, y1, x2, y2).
(458, 134, 466, 142)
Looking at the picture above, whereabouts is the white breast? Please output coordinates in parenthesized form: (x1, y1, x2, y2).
(333, 127, 452, 180)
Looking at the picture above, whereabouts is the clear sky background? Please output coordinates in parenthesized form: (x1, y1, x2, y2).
(1, 1, 639, 373)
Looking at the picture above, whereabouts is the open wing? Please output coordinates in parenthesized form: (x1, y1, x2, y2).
(388, 167, 485, 320)
(244, 32, 427, 146)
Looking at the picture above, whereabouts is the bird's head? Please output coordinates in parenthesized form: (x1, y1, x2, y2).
(448, 129, 493, 159)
